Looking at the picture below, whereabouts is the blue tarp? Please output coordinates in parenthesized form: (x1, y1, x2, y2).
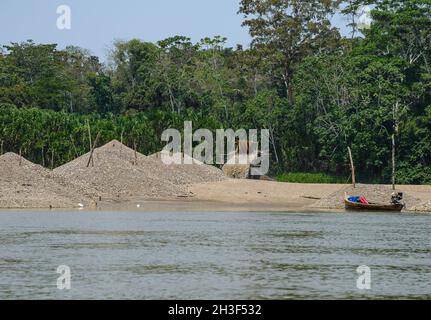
(348, 196, 360, 203)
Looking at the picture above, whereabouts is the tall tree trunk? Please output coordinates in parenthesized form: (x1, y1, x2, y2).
(283, 70, 295, 104)
(268, 123, 279, 164)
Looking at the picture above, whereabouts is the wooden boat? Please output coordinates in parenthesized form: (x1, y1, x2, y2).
(344, 193, 404, 212)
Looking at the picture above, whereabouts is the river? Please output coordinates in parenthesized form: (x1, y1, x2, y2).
(0, 210, 430, 299)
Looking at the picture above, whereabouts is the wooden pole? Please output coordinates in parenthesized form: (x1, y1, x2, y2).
(134, 140, 138, 166)
(86, 132, 101, 168)
(348, 147, 356, 188)
(392, 102, 399, 191)
(19, 147, 22, 166)
(120, 129, 124, 154)
(70, 135, 79, 158)
(51, 149, 54, 169)
(41, 146, 45, 167)
(87, 120, 94, 167)
(392, 134, 396, 191)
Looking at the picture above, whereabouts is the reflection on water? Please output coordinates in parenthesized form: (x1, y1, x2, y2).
(0, 210, 430, 299)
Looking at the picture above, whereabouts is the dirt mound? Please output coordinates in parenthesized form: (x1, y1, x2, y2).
(0, 152, 46, 173)
(59, 140, 146, 171)
(147, 151, 227, 185)
(0, 153, 93, 208)
(1, 141, 227, 208)
(54, 141, 189, 199)
(311, 184, 421, 210)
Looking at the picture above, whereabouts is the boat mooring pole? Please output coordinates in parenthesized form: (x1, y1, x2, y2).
(392, 134, 396, 191)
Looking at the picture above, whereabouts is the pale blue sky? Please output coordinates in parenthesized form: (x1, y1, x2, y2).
(0, 0, 350, 60)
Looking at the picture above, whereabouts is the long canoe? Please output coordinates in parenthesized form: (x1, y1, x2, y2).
(344, 194, 404, 212)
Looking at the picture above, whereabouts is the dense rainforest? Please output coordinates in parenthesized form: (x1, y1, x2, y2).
(0, 0, 430, 184)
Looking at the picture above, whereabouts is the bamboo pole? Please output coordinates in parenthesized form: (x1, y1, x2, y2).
(348, 147, 356, 189)
(86, 132, 101, 168)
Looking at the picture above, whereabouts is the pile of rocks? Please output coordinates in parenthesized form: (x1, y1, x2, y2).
(0, 152, 94, 208)
(53, 140, 190, 200)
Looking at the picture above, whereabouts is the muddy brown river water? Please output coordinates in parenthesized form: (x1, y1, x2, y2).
(0, 210, 430, 299)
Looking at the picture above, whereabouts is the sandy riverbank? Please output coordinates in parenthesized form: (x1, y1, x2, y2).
(185, 180, 431, 213)
(188, 180, 344, 209)
(1, 140, 430, 212)
(38, 180, 431, 213)
(1, 179, 430, 212)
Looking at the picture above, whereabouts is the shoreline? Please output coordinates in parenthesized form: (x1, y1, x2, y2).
(1, 180, 430, 213)
(2, 142, 430, 213)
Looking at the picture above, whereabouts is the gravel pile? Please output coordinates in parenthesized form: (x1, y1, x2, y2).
(1, 141, 228, 208)
(147, 151, 227, 185)
(411, 201, 431, 212)
(54, 140, 189, 199)
(311, 184, 421, 210)
(222, 164, 250, 179)
(0, 152, 94, 208)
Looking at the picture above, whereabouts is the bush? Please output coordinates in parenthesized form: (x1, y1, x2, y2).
(276, 172, 348, 184)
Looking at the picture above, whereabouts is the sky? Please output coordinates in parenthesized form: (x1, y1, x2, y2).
(0, 0, 351, 60)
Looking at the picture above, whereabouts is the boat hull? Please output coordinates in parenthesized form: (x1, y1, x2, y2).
(344, 198, 404, 212)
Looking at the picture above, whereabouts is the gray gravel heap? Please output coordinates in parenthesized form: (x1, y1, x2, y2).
(54, 140, 190, 200)
(0, 152, 94, 208)
(311, 183, 421, 210)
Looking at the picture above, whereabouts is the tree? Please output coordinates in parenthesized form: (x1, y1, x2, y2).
(1, 41, 94, 112)
(341, 0, 373, 38)
(365, 1, 431, 106)
(239, 0, 341, 102)
(87, 74, 115, 114)
(60, 46, 104, 113)
(1, 41, 68, 110)
(109, 39, 161, 112)
(157, 36, 198, 114)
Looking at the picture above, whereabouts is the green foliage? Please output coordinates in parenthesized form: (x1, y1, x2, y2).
(239, 0, 342, 101)
(277, 172, 348, 184)
(0, 104, 157, 168)
(0, 0, 430, 184)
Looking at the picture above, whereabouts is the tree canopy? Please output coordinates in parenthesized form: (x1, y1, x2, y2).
(0, 0, 430, 183)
